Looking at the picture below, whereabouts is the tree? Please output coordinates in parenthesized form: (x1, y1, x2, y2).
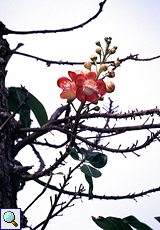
(1, 0, 160, 229)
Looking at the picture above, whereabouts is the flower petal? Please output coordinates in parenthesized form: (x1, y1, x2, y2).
(75, 75, 86, 87)
(85, 93, 99, 102)
(85, 71, 97, 81)
(57, 77, 72, 89)
(96, 79, 107, 96)
(76, 87, 86, 102)
(75, 70, 84, 75)
(68, 71, 77, 81)
(60, 90, 76, 100)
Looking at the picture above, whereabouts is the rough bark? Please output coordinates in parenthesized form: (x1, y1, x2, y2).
(0, 21, 17, 208)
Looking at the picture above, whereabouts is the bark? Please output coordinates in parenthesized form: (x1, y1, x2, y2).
(0, 21, 16, 208)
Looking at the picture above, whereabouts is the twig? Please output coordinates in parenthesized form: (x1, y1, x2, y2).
(23, 174, 53, 214)
(30, 144, 45, 173)
(40, 160, 85, 230)
(33, 184, 85, 230)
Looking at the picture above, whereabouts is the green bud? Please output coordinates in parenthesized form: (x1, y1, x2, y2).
(105, 37, 112, 44)
(95, 48, 101, 55)
(95, 41, 101, 46)
(104, 37, 108, 42)
(93, 106, 100, 111)
(110, 46, 117, 54)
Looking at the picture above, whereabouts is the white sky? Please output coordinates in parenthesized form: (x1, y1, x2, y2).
(1, 0, 160, 229)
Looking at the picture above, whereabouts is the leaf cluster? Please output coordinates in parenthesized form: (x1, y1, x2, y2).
(69, 146, 107, 199)
(92, 215, 160, 230)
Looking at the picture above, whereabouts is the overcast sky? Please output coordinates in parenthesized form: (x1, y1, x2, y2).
(1, 0, 160, 229)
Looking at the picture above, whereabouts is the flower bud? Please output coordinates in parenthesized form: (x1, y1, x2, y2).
(107, 70, 115, 78)
(114, 60, 120, 67)
(100, 64, 108, 72)
(90, 54, 97, 61)
(106, 81, 115, 93)
(104, 37, 112, 44)
(93, 106, 100, 111)
(84, 62, 92, 71)
(95, 48, 101, 55)
(95, 41, 101, 46)
(110, 46, 117, 54)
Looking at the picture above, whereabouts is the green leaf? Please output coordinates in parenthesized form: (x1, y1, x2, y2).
(80, 164, 101, 178)
(123, 215, 153, 230)
(92, 216, 119, 230)
(80, 147, 88, 155)
(85, 150, 99, 161)
(107, 217, 133, 230)
(8, 87, 31, 129)
(53, 172, 64, 175)
(5, 43, 24, 67)
(155, 216, 160, 223)
(92, 216, 133, 230)
(8, 87, 48, 127)
(68, 146, 79, 160)
(27, 91, 48, 126)
(85, 174, 93, 199)
(90, 153, 108, 168)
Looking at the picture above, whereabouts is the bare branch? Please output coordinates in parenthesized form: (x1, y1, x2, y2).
(2, 1, 107, 35)
(35, 177, 160, 200)
(13, 104, 70, 156)
(15, 107, 160, 155)
(30, 144, 45, 173)
(39, 161, 85, 230)
(8, 50, 160, 66)
(33, 139, 69, 148)
(23, 174, 53, 214)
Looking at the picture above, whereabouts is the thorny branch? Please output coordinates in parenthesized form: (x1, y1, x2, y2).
(15, 106, 160, 179)
(30, 144, 45, 173)
(7, 51, 160, 67)
(35, 177, 160, 201)
(23, 174, 53, 214)
(2, 0, 107, 35)
(37, 161, 85, 230)
(14, 106, 160, 156)
(33, 184, 85, 230)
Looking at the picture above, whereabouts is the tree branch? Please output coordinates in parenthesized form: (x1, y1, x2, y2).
(15, 107, 160, 155)
(35, 177, 160, 201)
(8, 49, 160, 67)
(2, 1, 107, 35)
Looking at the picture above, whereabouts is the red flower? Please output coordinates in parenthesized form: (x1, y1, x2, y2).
(75, 71, 107, 102)
(57, 70, 84, 100)
(57, 72, 76, 100)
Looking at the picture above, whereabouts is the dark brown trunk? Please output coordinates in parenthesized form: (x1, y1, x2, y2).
(0, 21, 17, 208)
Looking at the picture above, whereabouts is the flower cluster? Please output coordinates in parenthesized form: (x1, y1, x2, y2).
(57, 37, 119, 103)
(57, 70, 107, 102)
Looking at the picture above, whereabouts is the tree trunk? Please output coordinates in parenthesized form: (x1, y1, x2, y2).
(0, 21, 17, 208)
